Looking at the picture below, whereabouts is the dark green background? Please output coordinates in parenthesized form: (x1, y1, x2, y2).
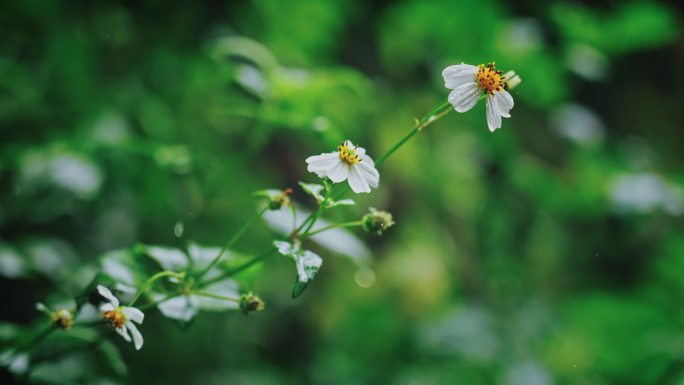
(1, 0, 684, 384)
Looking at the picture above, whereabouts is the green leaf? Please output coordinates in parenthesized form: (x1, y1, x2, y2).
(98, 340, 127, 376)
(100, 249, 140, 289)
(195, 279, 240, 311)
(299, 182, 325, 203)
(326, 198, 355, 208)
(75, 272, 115, 310)
(264, 206, 371, 265)
(142, 245, 189, 271)
(274, 241, 322, 298)
(154, 294, 198, 322)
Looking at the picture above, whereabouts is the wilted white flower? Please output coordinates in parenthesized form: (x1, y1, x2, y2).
(97, 285, 144, 350)
(442, 62, 516, 132)
(305, 140, 379, 194)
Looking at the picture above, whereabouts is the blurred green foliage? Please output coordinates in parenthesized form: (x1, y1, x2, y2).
(1, 0, 684, 384)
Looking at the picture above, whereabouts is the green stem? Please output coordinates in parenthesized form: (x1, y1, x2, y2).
(377, 99, 452, 165)
(14, 326, 55, 354)
(200, 247, 277, 287)
(129, 271, 184, 306)
(196, 206, 268, 281)
(139, 292, 179, 311)
(303, 220, 363, 238)
(191, 291, 240, 302)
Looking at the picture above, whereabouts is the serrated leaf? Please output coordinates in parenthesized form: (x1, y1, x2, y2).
(154, 294, 199, 322)
(195, 279, 240, 311)
(299, 182, 325, 203)
(143, 245, 189, 271)
(273, 241, 322, 298)
(265, 206, 371, 266)
(187, 243, 233, 274)
(75, 272, 115, 310)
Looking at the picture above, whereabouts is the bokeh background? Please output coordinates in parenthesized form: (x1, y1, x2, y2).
(2, 0, 684, 384)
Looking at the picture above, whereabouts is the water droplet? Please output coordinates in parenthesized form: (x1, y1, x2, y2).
(174, 221, 184, 238)
(354, 267, 376, 288)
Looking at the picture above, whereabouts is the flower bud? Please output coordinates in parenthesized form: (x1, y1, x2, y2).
(503, 70, 522, 90)
(268, 188, 293, 210)
(362, 208, 395, 235)
(51, 309, 73, 330)
(239, 292, 265, 315)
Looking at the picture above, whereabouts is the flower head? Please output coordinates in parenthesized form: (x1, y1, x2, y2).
(305, 140, 380, 194)
(50, 309, 73, 330)
(442, 62, 516, 132)
(97, 285, 145, 350)
(256, 188, 293, 210)
(362, 208, 395, 235)
(239, 292, 265, 315)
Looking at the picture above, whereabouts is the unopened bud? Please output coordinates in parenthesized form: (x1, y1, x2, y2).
(239, 292, 265, 315)
(51, 309, 73, 330)
(268, 189, 293, 210)
(503, 70, 522, 90)
(362, 208, 395, 236)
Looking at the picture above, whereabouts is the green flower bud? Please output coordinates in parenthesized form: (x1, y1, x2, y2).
(239, 292, 265, 315)
(362, 208, 395, 235)
(269, 188, 293, 210)
(51, 309, 73, 330)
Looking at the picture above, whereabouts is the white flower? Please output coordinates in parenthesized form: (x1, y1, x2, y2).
(442, 62, 515, 132)
(305, 140, 380, 194)
(97, 285, 144, 350)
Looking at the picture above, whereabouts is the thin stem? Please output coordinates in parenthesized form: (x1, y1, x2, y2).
(139, 292, 179, 311)
(196, 206, 268, 281)
(303, 220, 363, 238)
(200, 247, 277, 287)
(376, 99, 452, 166)
(14, 326, 54, 354)
(191, 291, 240, 302)
(129, 270, 184, 306)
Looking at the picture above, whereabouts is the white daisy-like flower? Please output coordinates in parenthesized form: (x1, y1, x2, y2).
(97, 285, 144, 350)
(305, 140, 380, 194)
(442, 62, 515, 132)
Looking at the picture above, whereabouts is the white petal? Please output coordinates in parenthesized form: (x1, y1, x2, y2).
(442, 64, 478, 89)
(122, 307, 144, 324)
(488, 91, 507, 120)
(499, 89, 514, 110)
(342, 140, 356, 149)
(355, 147, 366, 156)
(127, 322, 144, 350)
(97, 285, 119, 308)
(115, 325, 132, 342)
(357, 161, 379, 188)
(306, 152, 339, 171)
(448, 82, 481, 113)
(327, 161, 349, 183)
(100, 303, 115, 312)
(348, 167, 371, 193)
(486, 94, 502, 132)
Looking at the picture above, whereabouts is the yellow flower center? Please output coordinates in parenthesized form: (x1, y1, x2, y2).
(338, 142, 361, 165)
(104, 309, 126, 328)
(476, 63, 505, 94)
